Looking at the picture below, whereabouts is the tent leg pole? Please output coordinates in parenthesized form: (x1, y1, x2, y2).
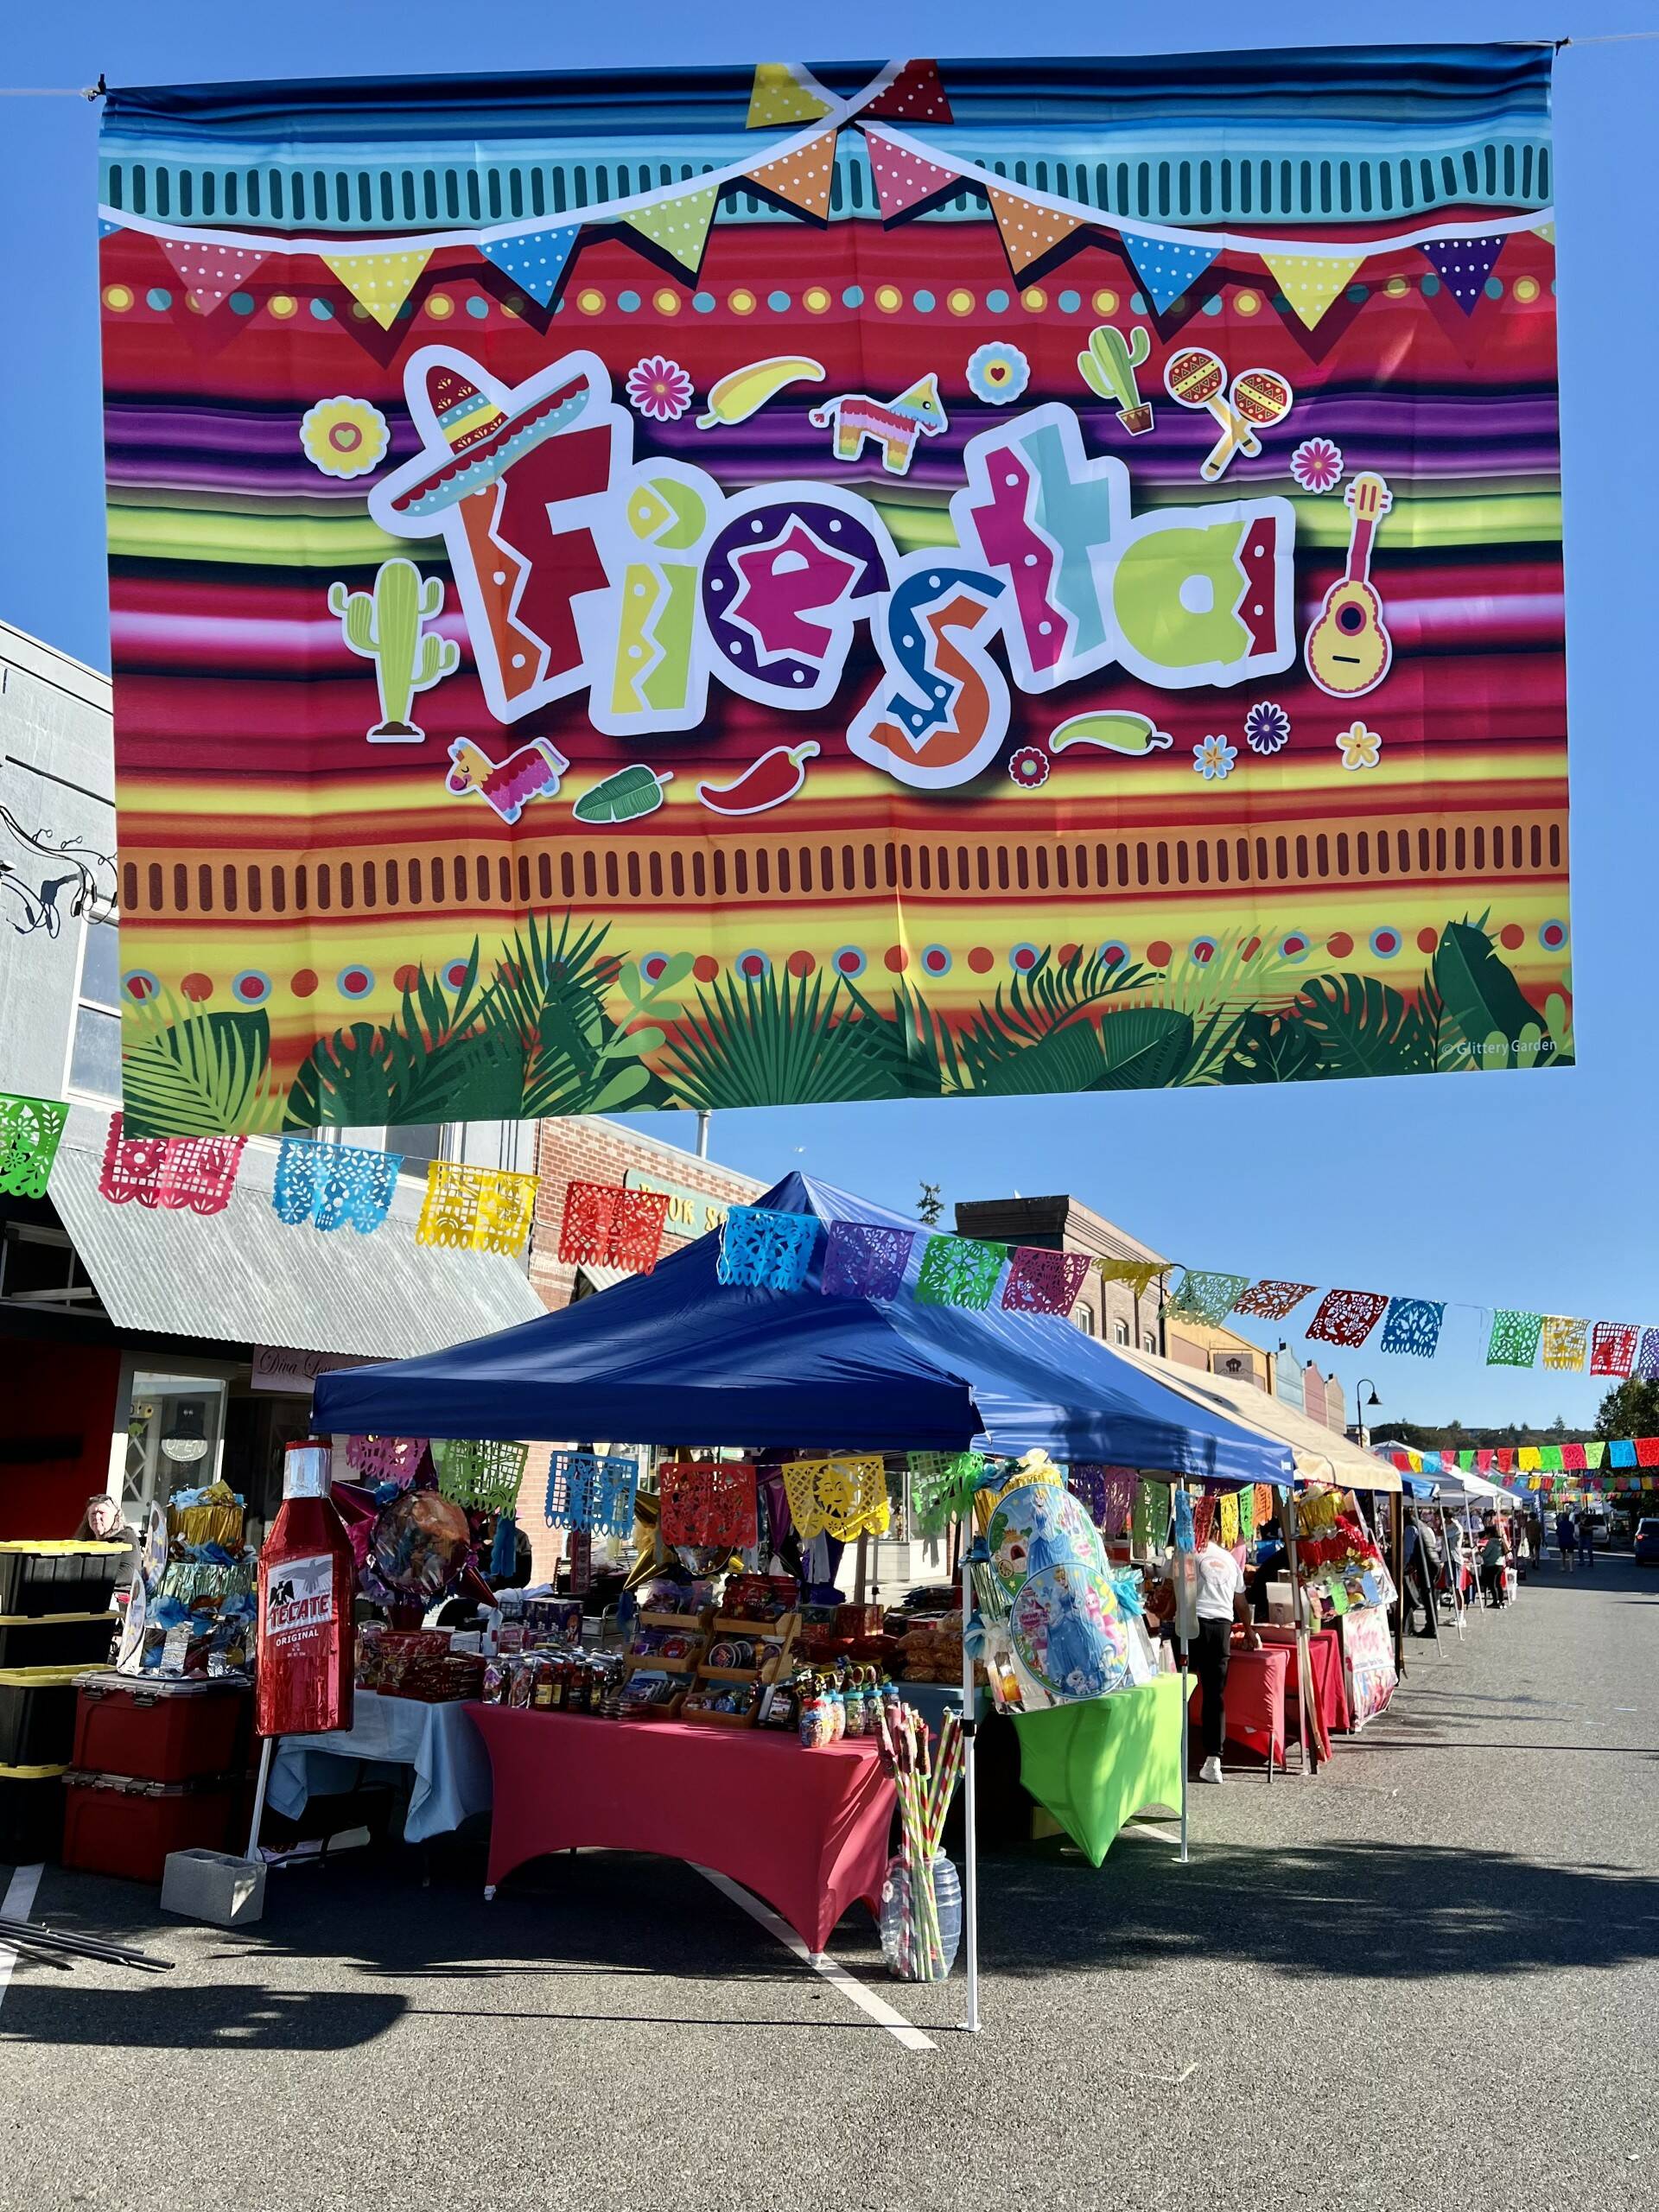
(960, 1540, 981, 2034)
(246, 1735, 275, 1863)
(1389, 1493, 1406, 1681)
(1179, 1637, 1190, 1863)
(1281, 1515, 1311, 1781)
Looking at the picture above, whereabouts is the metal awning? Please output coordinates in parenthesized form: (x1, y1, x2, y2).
(46, 1111, 545, 1361)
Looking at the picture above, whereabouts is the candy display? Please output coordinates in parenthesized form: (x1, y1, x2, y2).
(682, 1596, 801, 1729)
(893, 1613, 966, 1687)
(682, 1677, 762, 1721)
(619, 1602, 710, 1721)
(354, 1624, 488, 1702)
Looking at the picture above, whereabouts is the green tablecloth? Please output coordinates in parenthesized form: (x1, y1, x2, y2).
(1011, 1675, 1185, 1866)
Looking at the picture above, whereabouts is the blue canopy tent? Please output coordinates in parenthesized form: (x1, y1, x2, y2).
(315, 1170, 1295, 2035)
(315, 1173, 1295, 1485)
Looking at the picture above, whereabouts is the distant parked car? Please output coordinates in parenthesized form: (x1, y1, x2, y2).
(1635, 1518, 1659, 1567)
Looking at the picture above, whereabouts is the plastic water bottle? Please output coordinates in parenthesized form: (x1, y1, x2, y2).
(878, 1853, 963, 1980)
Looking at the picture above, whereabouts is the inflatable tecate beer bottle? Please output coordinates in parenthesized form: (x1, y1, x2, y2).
(255, 1438, 355, 1738)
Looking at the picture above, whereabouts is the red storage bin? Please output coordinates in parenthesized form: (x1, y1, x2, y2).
(73, 1675, 250, 1783)
(61, 1770, 236, 1884)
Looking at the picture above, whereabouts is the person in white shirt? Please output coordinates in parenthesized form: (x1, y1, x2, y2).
(1192, 1537, 1261, 1783)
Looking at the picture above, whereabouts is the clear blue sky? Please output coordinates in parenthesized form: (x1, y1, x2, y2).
(7, 4, 1656, 1433)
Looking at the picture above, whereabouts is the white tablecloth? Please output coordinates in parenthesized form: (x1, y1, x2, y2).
(267, 1691, 493, 1842)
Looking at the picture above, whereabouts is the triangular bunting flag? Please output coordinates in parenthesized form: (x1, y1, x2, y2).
(746, 127, 840, 221)
(98, 217, 123, 238)
(1260, 251, 1364, 330)
(1532, 221, 1555, 245)
(747, 63, 835, 130)
(479, 224, 581, 306)
(862, 60, 953, 124)
(1421, 234, 1506, 315)
(320, 248, 432, 330)
(1119, 227, 1222, 315)
(160, 238, 268, 314)
(987, 186, 1084, 276)
(622, 182, 720, 276)
(862, 127, 961, 220)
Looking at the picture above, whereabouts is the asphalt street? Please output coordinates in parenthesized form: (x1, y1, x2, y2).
(3, 1555, 1656, 2212)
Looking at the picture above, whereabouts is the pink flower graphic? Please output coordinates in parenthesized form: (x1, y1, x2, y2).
(625, 356, 695, 423)
(1291, 436, 1344, 494)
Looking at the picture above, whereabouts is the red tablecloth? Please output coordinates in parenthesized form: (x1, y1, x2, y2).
(1188, 1643, 1287, 1770)
(1259, 1626, 1351, 1738)
(468, 1707, 894, 1954)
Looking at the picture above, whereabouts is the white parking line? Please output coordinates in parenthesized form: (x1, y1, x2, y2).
(694, 1866, 934, 2051)
(0, 1864, 44, 2016)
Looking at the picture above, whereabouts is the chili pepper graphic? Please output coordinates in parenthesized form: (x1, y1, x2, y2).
(696, 741, 819, 817)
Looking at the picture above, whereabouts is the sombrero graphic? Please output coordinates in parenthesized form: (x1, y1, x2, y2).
(368, 346, 623, 729)
(375, 346, 597, 522)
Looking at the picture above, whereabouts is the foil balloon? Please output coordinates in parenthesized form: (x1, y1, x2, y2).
(1010, 1563, 1137, 1705)
(987, 1480, 1104, 1597)
(368, 1488, 473, 1602)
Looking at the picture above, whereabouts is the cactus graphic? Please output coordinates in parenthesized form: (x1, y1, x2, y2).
(1077, 324, 1154, 435)
(328, 558, 460, 741)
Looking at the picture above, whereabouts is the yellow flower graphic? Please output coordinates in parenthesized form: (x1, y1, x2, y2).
(1335, 721, 1382, 772)
(300, 395, 391, 480)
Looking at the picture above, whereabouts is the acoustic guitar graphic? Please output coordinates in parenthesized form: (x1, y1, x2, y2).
(1303, 471, 1393, 697)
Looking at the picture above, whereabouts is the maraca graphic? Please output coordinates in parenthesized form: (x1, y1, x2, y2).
(1164, 347, 1294, 482)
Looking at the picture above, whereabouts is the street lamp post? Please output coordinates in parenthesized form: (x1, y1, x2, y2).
(1355, 1378, 1381, 1448)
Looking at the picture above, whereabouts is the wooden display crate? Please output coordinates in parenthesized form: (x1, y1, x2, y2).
(682, 1613, 800, 1730)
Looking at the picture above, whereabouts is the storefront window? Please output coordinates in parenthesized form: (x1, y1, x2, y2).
(389, 1122, 444, 1180)
(68, 916, 123, 1100)
(124, 1374, 228, 1523)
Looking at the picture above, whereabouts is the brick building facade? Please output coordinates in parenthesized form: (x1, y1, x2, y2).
(952, 1194, 1166, 1352)
(531, 1116, 766, 1312)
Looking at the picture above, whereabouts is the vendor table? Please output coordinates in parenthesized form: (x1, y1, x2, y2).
(469, 1707, 894, 1955)
(1011, 1675, 1185, 1866)
(267, 1689, 493, 1844)
(1259, 1625, 1351, 1740)
(1188, 1643, 1287, 1771)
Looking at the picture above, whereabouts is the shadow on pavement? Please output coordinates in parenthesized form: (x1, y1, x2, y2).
(0, 1986, 406, 2049)
(985, 1834, 1659, 1983)
(0, 1848, 899, 2050)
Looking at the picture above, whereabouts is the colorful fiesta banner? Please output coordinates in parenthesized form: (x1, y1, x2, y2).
(1389, 1440, 1659, 1497)
(100, 48, 1570, 1134)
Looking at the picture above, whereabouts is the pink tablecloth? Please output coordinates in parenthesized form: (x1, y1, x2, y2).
(1188, 1643, 1287, 1770)
(1259, 1626, 1352, 1738)
(468, 1707, 894, 1954)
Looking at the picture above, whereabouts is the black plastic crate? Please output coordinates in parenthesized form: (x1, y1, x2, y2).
(0, 1543, 128, 1619)
(0, 1615, 117, 1670)
(0, 1764, 67, 1863)
(0, 1666, 87, 1767)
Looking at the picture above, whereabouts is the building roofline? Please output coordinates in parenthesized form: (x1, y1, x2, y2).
(0, 618, 112, 714)
(953, 1191, 1167, 1267)
(581, 1115, 766, 1192)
